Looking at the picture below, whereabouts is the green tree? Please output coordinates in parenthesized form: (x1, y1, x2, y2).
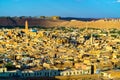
(5, 62, 15, 70)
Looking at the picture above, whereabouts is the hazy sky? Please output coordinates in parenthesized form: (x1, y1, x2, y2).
(0, 0, 120, 18)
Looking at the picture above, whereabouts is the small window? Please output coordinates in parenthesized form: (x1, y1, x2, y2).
(45, 72, 47, 76)
(37, 73, 39, 75)
(22, 73, 24, 77)
(66, 72, 68, 75)
(54, 72, 56, 75)
(28, 73, 30, 76)
(77, 71, 79, 74)
(80, 71, 82, 74)
(9, 73, 11, 76)
(73, 72, 75, 75)
(39, 72, 41, 75)
(25, 73, 27, 76)
(34, 73, 36, 76)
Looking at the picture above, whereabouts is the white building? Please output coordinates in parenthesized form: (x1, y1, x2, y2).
(0, 68, 91, 78)
(0, 69, 60, 77)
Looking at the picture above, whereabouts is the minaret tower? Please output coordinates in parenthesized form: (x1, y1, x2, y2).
(25, 20, 28, 33)
(90, 33, 93, 45)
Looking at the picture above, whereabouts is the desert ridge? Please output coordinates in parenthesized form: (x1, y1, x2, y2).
(0, 17, 120, 29)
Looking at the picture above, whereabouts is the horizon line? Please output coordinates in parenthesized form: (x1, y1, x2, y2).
(0, 16, 120, 19)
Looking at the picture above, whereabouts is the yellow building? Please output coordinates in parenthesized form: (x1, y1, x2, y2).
(52, 16, 60, 20)
(25, 20, 28, 33)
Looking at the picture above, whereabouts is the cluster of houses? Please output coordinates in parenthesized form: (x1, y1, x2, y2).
(0, 24, 120, 79)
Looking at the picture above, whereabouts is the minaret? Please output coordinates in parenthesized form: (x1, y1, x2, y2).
(25, 20, 28, 33)
(90, 33, 93, 45)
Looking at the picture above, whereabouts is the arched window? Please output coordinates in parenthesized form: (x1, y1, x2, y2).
(69, 72, 72, 75)
(28, 73, 30, 76)
(66, 72, 68, 75)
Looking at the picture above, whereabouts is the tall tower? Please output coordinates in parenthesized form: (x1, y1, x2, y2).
(90, 33, 93, 45)
(25, 20, 28, 33)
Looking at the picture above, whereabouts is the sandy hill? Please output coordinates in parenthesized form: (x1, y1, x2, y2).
(0, 17, 120, 29)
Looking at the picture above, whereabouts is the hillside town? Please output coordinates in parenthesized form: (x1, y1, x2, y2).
(0, 21, 120, 80)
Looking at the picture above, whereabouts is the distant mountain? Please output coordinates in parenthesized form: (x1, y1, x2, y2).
(60, 17, 100, 21)
(0, 17, 99, 27)
(0, 17, 120, 29)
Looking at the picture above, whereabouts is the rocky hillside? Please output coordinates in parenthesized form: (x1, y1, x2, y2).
(0, 17, 120, 29)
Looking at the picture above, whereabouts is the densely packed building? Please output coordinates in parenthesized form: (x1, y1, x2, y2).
(0, 21, 120, 80)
